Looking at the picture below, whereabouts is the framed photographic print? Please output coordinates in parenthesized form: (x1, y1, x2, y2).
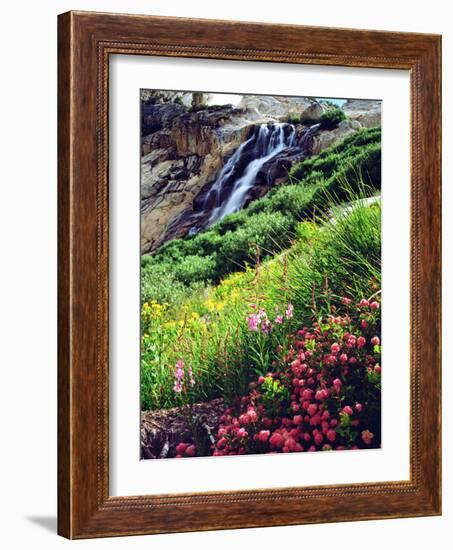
(58, 11, 441, 538)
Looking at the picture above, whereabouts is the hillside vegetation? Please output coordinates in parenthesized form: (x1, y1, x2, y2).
(141, 126, 382, 413)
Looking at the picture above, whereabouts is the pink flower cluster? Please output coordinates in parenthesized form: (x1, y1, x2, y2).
(247, 303, 294, 334)
(173, 359, 195, 394)
(174, 296, 381, 459)
(175, 442, 196, 458)
(173, 359, 184, 393)
(210, 296, 381, 456)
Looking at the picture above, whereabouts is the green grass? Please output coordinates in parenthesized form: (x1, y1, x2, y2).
(288, 199, 381, 321)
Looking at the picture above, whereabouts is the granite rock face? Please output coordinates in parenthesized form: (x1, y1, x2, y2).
(342, 99, 382, 128)
(313, 119, 362, 152)
(141, 104, 255, 253)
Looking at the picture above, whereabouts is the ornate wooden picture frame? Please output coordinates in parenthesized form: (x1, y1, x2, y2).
(58, 10, 441, 539)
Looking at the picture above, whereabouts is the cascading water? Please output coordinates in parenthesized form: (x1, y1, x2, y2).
(181, 122, 320, 238)
(204, 122, 296, 227)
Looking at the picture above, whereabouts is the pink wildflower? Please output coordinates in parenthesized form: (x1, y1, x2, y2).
(330, 342, 341, 355)
(285, 303, 294, 319)
(315, 390, 326, 401)
(301, 389, 313, 400)
(326, 429, 337, 442)
(185, 445, 196, 457)
(247, 314, 259, 332)
(173, 359, 184, 393)
(217, 438, 228, 449)
(188, 366, 195, 386)
(175, 442, 188, 454)
(346, 335, 356, 348)
(361, 430, 374, 445)
(293, 415, 303, 426)
(314, 432, 324, 446)
(269, 432, 284, 448)
(238, 413, 250, 425)
(247, 408, 258, 423)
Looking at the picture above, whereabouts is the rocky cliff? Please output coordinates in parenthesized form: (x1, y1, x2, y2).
(141, 95, 381, 253)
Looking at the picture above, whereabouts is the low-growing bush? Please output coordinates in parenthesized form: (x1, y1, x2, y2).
(246, 183, 317, 218)
(289, 126, 381, 182)
(287, 113, 301, 124)
(215, 211, 293, 277)
(172, 254, 218, 285)
(319, 107, 347, 130)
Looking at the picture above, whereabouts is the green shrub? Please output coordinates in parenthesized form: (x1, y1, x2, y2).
(289, 127, 381, 195)
(319, 107, 347, 130)
(295, 221, 317, 244)
(287, 113, 301, 124)
(187, 231, 224, 256)
(154, 238, 189, 262)
(212, 210, 248, 236)
(141, 261, 186, 305)
(247, 184, 317, 218)
(173, 254, 217, 285)
(216, 211, 293, 277)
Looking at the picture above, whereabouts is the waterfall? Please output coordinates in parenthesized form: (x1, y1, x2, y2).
(181, 122, 320, 239)
(205, 123, 296, 227)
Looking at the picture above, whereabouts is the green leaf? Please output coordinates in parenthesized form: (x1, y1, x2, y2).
(340, 412, 351, 427)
